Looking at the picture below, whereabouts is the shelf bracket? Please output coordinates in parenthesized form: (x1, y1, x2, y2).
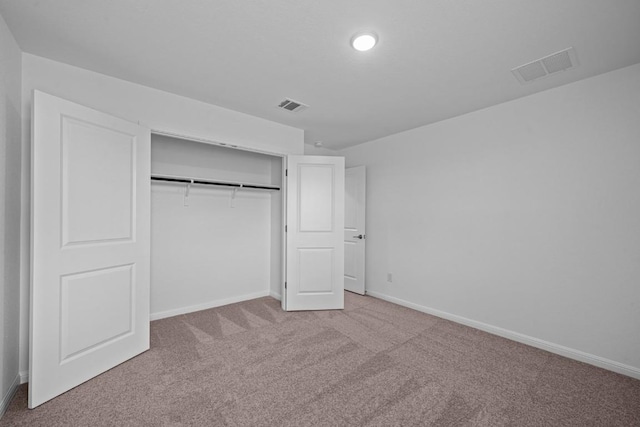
(184, 179, 193, 207)
(230, 187, 239, 208)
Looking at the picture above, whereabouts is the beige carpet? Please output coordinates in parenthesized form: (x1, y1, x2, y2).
(2, 293, 639, 426)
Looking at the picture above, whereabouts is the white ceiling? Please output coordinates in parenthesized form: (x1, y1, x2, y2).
(1, 1, 639, 150)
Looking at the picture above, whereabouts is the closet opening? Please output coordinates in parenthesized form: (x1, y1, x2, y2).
(149, 132, 284, 320)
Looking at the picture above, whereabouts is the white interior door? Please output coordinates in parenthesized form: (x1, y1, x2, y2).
(344, 166, 366, 295)
(30, 91, 151, 408)
(285, 155, 345, 311)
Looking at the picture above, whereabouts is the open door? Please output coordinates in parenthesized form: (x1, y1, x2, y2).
(344, 166, 366, 295)
(285, 156, 345, 311)
(30, 91, 151, 408)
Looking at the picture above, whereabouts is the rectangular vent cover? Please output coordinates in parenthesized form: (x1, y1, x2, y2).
(512, 47, 578, 84)
(277, 98, 309, 113)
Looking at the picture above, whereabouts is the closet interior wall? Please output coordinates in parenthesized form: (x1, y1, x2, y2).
(150, 134, 283, 319)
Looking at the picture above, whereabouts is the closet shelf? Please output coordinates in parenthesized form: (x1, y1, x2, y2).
(150, 174, 280, 191)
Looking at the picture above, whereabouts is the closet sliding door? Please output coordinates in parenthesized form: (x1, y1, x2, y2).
(30, 91, 151, 408)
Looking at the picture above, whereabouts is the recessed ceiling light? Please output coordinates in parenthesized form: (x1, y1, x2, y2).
(351, 33, 377, 51)
(314, 141, 323, 147)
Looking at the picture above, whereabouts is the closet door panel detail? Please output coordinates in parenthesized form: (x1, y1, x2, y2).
(61, 117, 135, 245)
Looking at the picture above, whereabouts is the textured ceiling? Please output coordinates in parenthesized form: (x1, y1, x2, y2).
(1, 0, 639, 149)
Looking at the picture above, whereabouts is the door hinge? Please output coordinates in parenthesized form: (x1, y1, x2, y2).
(285, 169, 288, 177)
(284, 282, 287, 290)
(285, 225, 287, 232)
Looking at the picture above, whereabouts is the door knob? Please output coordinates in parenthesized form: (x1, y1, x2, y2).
(352, 234, 365, 239)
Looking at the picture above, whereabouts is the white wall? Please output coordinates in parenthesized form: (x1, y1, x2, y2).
(303, 143, 339, 156)
(19, 54, 304, 379)
(0, 12, 22, 416)
(150, 135, 281, 318)
(340, 63, 640, 378)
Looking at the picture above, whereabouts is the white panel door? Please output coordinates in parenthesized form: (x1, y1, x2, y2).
(30, 91, 151, 408)
(285, 156, 345, 311)
(344, 166, 366, 295)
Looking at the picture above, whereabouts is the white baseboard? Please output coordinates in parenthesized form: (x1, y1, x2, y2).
(1, 374, 21, 418)
(270, 290, 281, 301)
(19, 371, 28, 384)
(366, 290, 640, 380)
(150, 290, 271, 321)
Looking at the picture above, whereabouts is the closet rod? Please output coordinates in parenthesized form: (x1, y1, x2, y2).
(150, 174, 280, 191)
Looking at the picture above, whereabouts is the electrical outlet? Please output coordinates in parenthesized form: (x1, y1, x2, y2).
(387, 273, 393, 283)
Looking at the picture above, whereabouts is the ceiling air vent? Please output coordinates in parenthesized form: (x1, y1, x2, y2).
(277, 98, 309, 113)
(512, 47, 579, 84)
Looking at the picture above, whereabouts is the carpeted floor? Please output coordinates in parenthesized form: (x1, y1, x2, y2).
(2, 292, 640, 426)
